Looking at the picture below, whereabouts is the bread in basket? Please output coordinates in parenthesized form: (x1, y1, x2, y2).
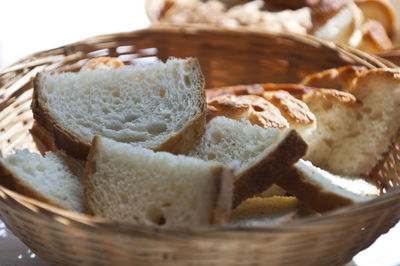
(0, 25, 400, 266)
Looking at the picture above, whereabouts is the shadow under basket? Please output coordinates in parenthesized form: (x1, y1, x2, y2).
(1, 25, 400, 266)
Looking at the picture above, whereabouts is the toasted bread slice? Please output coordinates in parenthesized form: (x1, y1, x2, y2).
(84, 136, 233, 227)
(188, 116, 307, 207)
(276, 160, 379, 212)
(355, 0, 397, 38)
(0, 150, 84, 212)
(300, 65, 367, 91)
(302, 69, 400, 184)
(32, 58, 206, 160)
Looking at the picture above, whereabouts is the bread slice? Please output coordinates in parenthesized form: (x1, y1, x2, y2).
(84, 136, 233, 227)
(0, 150, 84, 212)
(302, 69, 400, 181)
(207, 95, 289, 130)
(188, 116, 307, 207)
(229, 196, 302, 227)
(276, 160, 379, 212)
(32, 58, 206, 160)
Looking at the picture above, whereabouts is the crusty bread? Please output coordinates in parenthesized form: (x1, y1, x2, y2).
(81, 57, 125, 70)
(188, 116, 307, 207)
(302, 69, 400, 180)
(355, 0, 397, 38)
(300, 65, 367, 91)
(276, 160, 379, 212)
(207, 93, 316, 138)
(32, 58, 206, 160)
(262, 90, 316, 137)
(207, 95, 289, 130)
(206, 83, 313, 101)
(229, 196, 301, 227)
(84, 136, 233, 227)
(0, 150, 84, 212)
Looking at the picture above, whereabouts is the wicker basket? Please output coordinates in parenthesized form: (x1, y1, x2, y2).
(1, 25, 400, 266)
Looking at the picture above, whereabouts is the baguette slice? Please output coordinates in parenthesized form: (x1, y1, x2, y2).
(302, 70, 400, 183)
(84, 136, 233, 227)
(188, 116, 307, 207)
(0, 150, 84, 212)
(276, 160, 379, 212)
(32, 58, 206, 160)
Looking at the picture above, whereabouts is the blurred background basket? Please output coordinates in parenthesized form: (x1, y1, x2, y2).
(1, 25, 400, 266)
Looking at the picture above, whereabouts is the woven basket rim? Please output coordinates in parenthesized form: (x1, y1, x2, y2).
(1, 182, 399, 236)
(1, 25, 400, 239)
(1, 24, 398, 75)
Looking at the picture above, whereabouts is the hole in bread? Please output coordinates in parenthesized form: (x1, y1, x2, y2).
(36, 164, 45, 172)
(102, 108, 110, 115)
(184, 75, 191, 88)
(252, 105, 264, 112)
(125, 114, 140, 122)
(147, 122, 167, 135)
(159, 89, 166, 98)
(207, 153, 216, 160)
(145, 205, 166, 226)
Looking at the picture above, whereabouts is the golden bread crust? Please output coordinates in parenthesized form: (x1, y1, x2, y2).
(262, 90, 316, 127)
(207, 95, 289, 130)
(301, 65, 367, 91)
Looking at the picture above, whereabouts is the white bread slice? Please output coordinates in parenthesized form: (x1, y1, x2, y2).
(84, 136, 233, 227)
(32, 58, 206, 160)
(276, 160, 379, 212)
(188, 116, 308, 207)
(302, 70, 400, 179)
(0, 150, 84, 212)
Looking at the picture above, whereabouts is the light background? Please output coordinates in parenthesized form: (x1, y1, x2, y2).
(0, 1, 399, 265)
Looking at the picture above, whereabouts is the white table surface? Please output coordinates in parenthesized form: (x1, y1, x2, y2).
(1, 1, 400, 265)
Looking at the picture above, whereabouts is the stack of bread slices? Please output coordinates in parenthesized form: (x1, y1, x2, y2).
(1, 56, 399, 228)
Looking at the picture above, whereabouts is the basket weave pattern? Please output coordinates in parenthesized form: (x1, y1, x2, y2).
(0, 26, 400, 266)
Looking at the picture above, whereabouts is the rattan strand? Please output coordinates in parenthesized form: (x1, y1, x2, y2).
(0, 25, 400, 266)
